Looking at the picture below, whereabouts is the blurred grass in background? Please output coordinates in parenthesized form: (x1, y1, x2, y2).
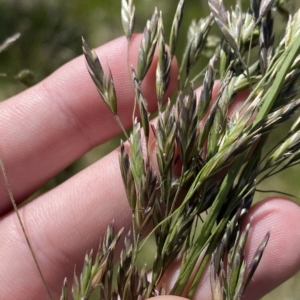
(0, 0, 300, 299)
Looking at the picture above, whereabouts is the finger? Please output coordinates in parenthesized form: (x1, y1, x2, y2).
(160, 198, 300, 299)
(0, 149, 131, 299)
(0, 34, 178, 214)
(243, 198, 300, 300)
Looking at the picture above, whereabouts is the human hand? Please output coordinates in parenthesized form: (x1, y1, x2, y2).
(0, 35, 299, 299)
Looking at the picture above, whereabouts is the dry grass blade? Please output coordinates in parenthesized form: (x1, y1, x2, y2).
(0, 32, 20, 53)
(0, 155, 53, 299)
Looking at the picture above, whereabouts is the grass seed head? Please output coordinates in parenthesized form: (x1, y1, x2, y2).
(121, 0, 135, 40)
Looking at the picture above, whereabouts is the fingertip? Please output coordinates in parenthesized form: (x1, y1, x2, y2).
(244, 196, 300, 267)
(243, 197, 300, 299)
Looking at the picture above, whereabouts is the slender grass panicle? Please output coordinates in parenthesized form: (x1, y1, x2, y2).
(61, 0, 300, 299)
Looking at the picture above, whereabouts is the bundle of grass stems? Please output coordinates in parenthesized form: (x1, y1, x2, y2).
(58, 0, 300, 299)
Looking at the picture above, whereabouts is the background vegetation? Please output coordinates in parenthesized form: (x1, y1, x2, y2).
(0, 0, 299, 299)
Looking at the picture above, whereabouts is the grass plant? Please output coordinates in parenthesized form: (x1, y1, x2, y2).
(59, 0, 300, 299)
(3, 0, 300, 299)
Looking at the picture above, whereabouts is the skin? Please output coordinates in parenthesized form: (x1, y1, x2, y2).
(0, 34, 299, 299)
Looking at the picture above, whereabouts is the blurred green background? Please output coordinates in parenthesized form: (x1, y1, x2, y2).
(1, 0, 300, 299)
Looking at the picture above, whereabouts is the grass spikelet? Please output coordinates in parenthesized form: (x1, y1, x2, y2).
(169, 0, 186, 59)
(185, 15, 213, 80)
(131, 68, 150, 142)
(198, 55, 215, 121)
(176, 86, 198, 168)
(241, 232, 270, 293)
(61, 223, 123, 300)
(137, 7, 159, 81)
(129, 120, 144, 191)
(82, 38, 117, 115)
(208, 0, 239, 53)
(121, 0, 135, 41)
(156, 12, 170, 103)
(259, 10, 274, 75)
(259, 0, 276, 21)
(120, 141, 137, 210)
